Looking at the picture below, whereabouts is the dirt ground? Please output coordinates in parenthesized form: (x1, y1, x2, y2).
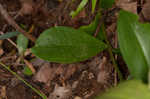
(0, 0, 148, 99)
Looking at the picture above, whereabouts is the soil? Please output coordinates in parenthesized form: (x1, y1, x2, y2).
(0, 0, 146, 99)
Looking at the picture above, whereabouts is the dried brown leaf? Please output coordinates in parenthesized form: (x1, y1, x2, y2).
(142, 1, 150, 21)
(117, 0, 137, 13)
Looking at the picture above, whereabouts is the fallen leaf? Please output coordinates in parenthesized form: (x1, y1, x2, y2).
(117, 0, 137, 14)
(19, 0, 34, 15)
(34, 63, 54, 84)
(31, 58, 47, 67)
(142, 0, 150, 21)
(0, 86, 6, 99)
(63, 64, 78, 80)
(97, 57, 110, 84)
(48, 84, 72, 99)
(74, 96, 82, 99)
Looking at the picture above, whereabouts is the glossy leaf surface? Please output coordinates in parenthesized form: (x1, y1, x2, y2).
(92, 0, 97, 13)
(95, 80, 150, 99)
(31, 26, 107, 63)
(117, 10, 150, 82)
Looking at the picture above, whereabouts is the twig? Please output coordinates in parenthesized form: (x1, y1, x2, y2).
(24, 59, 36, 74)
(94, 16, 104, 37)
(0, 4, 36, 42)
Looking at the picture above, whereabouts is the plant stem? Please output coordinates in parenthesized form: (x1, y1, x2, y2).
(101, 24, 123, 81)
(0, 62, 47, 99)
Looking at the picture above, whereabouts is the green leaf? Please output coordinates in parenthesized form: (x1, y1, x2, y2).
(23, 66, 33, 76)
(99, 0, 115, 9)
(92, 0, 97, 13)
(0, 31, 20, 40)
(31, 26, 107, 63)
(117, 10, 150, 82)
(112, 48, 121, 55)
(17, 34, 29, 54)
(70, 0, 88, 18)
(79, 13, 101, 35)
(79, 13, 105, 40)
(95, 80, 150, 99)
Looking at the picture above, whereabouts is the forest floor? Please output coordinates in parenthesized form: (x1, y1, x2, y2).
(0, 0, 149, 99)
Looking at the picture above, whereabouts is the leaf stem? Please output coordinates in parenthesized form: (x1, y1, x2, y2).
(0, 62, 47, 99)
(101, 24, 123, 81)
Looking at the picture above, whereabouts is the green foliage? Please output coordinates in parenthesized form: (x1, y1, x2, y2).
(23, 66, 33, 76)
(95, 80, 150, 99)
(0, 62, 47, 99)
(31, 26, 107, 63)
(79, 13, 101, 34)
(70, 0, 88, 18)
(92, 0, 97, 13)
(112, 48, 121, 55)
(0, 31, 20, 40)
(99, 0, 115, 9)
(17, 34, 29, 54)
(79, 13, 105, 40)
(70, 0, 114, 18)
(117, 10, 150, 82)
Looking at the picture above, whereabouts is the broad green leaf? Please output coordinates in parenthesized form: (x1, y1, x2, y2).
(117, 10, 150, 82)
(0, 31, 20, 40)
(92, 0, 97, 13)
(95, 80, 150, 99)
(31, 26, 107, 63)
(70, 0, 88, 18)
(99, 0, 115, 9)
(23, 66, 33, 76)
(17, 34, 29, 54)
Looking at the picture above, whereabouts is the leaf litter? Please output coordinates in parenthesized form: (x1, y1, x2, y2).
(0, 0, 144, 99)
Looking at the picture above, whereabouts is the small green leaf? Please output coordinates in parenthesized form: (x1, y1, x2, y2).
(92, 0, 97, 13)
(99, 0, 115, 9)
(117, 10, 150, 82)
(79, 13, 105, 40)
(95, 80, 150, 99)
(79, 13, 101, 35)
(70, 0, 88, 18)
(23, 66, 33, 76)
(0, 31, 20, 40)
(17, 34, 29, 54)
(31, 26, 107, 63)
